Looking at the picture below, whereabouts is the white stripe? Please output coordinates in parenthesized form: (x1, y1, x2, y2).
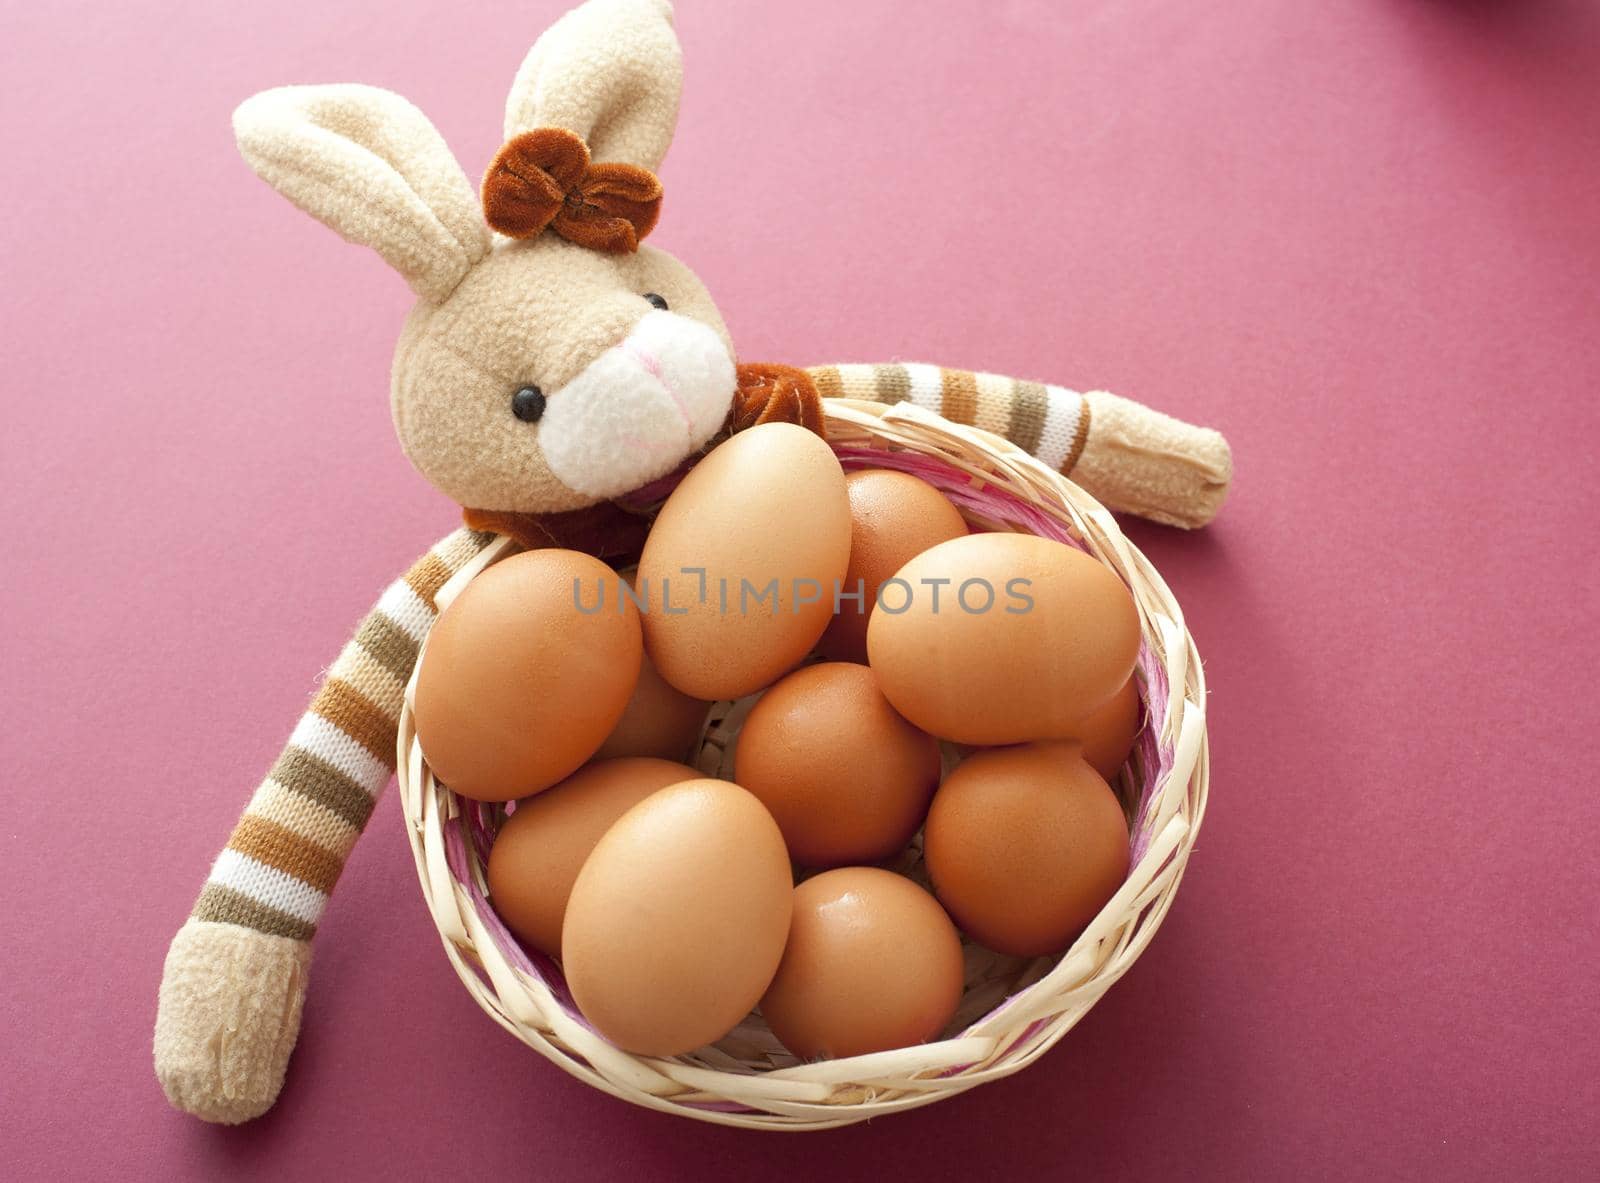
(376, 580, 433, 643)
(903, 363, 944, 413)
(289, 712, 390, 797)
(208, 849, 329, 925)
(1036, 384, 1084, 470)
(835, 364, 875, 396)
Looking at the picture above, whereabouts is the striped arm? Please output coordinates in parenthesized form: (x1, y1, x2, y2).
(809, 363, 1232, 527)
(812, 362, 1093, 474)
(157, 527, 494, 1123)
(192, 527, 492, 938)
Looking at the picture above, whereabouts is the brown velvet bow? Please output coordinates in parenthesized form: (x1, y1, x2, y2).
(481, 127, 662, 253)
(729, 363, 826, 437)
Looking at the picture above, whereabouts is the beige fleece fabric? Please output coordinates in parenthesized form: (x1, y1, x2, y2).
(234, 0, 711, 516)
(155, 920, 312, 1124)
(234, 85, 489, 303)
(1075, 390, 1233, 527)
(390, 236, 734, 514)
(504, 0, 682, 171)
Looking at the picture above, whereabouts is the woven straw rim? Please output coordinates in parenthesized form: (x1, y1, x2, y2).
(396, 399, 1210, 1130)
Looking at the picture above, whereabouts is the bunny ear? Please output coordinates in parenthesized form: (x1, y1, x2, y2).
(234, 85, 490, 303)
(504, 0, 683, 172)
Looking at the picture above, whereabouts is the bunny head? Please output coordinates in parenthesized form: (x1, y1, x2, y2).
(233, 0, 734, 515)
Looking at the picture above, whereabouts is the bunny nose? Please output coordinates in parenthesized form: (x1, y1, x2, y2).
(537, 311, 736, 500)
(618, 339, 693, 434)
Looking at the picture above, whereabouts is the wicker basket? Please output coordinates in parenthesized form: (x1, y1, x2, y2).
(396, 398, 1210, 1129)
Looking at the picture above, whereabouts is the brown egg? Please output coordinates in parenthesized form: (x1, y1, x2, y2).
(593, 571, 710, 761)
(867, 533, 1140, 745)
(817, 470, 968, 663)
(761, 867, 964, 1060)
(923, 743, 1129, 957)
(563, 779, 794, 1056)
(637, 423, 851, 700)
(956, 676, 1140, 784)
(414, 550, 641, 801)
(591, 648, 710, 762)
(1069, 676, 1142, 782)
(734, 663, 941, 867)
(486, 757, 700, 956)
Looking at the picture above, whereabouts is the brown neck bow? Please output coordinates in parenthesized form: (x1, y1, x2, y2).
(481, 127, 662, 253)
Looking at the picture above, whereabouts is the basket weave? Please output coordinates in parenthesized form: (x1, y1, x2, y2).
(396, 398, 1210, 1129)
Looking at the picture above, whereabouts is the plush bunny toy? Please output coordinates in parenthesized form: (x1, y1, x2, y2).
(154, 0, 1231, 1124)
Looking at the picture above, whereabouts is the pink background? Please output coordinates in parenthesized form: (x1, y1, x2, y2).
(3, 0, 1597, 1177)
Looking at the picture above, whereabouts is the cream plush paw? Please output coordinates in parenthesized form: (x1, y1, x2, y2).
(1076, 390, 1234, 528)
(154, 919, 312, 1124)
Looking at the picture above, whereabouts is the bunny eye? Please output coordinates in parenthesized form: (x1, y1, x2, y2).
(511, 385, 546, 423)
(642, 292, 669, 311)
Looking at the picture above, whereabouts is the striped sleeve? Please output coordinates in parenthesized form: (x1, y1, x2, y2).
(191, 528, 495, 941)
(808, 363, 1094, 475)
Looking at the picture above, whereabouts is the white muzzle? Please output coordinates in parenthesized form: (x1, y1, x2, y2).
(539, 310, 735, 500)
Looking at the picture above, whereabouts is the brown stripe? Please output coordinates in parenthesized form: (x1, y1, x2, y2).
(310, 677, 398, 767)
(869, 364, 911, 406)
(403, 552, 453, 606)
(268, 746, 376, 830)
(940, 368, 979, 426)
(248, 779, 361, 859)
(809, 366, 843, 401)
(192, 883, 316, 941)
(1008, 380, 1048, 455)
(355, 611, 421, 684)
(331, 641, 407, 718)
(228, 815, 345, 894)
(1063, 397, 1094, 474)
(433, 529, 495, 578)
(972, 372, 1012, 436)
